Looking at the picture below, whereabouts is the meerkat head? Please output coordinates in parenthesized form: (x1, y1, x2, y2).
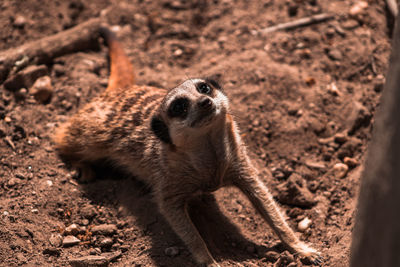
(151, 78, 229, 146)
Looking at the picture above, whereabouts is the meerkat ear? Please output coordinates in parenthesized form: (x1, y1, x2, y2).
(151, 115, 172, 144)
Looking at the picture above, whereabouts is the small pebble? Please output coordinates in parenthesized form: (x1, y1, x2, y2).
(332, 163, 349, 178)
(350, 1, 368, 15)
(327, 82, 340, 96)
(91, 224, 117, 235)
(304, 160, 326, 170)
(31, 208, 39, 214)
(100, 237, 114, 248)
(328, 49, 342, 61)
(334, 133, 348, 144)
(344, 157, 358, 168)
(30, 76, 53, 104)
(88, 248, 98, 255)
(165, 246, 180, 257)
(13, 15, 27, 28)
(217, 36, 227, 44)
(341, 19, 359, 30)
(63, 235, 80, 247)
(120, 244, 130, 252)
(298, 217, 312, 231)
(173, 49, 183, 56)
(65, 223, 80, 236)
(49, 233, 63, 247)
(326, 27, 336, 38)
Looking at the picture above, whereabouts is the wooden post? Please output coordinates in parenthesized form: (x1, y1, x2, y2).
(350, 10, 400, 267)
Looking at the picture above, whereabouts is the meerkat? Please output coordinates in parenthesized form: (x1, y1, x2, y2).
(54, 26, 322, 266)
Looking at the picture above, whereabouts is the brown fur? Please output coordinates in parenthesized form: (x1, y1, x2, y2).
(54, 27, 322, 267)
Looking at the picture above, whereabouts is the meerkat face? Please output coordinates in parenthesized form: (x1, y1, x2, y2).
(151, 78, 229, 146)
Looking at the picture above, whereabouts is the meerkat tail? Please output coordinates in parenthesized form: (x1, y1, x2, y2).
(100, 26, 135, 91)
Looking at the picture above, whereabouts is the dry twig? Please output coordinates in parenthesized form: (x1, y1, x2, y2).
(257, 13, 335, 35)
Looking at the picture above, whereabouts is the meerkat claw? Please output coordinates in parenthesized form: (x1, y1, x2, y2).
(301, 249, 323, 266)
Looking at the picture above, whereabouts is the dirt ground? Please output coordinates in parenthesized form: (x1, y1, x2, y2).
(0, 0, 392, 266)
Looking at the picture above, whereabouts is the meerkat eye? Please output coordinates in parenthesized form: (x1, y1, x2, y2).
(196, 82, 212, 95)
(168, 98, 189, 118)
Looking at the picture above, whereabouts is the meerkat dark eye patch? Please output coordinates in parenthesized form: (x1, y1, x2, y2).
(151, 115, 172, 144)
(168, 98, 189, 118)
(196, 82, 212, 95)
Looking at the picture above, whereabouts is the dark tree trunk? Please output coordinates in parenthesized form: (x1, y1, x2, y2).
(351, 11, 400, 267)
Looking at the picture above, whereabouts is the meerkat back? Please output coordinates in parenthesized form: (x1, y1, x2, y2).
(53, 27, 165, 182)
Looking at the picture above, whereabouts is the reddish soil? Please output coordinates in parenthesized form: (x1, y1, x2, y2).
(0, 0, 392, 266)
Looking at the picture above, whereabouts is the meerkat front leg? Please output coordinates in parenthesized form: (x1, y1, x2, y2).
(232, 162, 322, 264)
(157, 191, 220, 267)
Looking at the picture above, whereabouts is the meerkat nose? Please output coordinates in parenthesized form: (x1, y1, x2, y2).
(199, 98, 212, 109)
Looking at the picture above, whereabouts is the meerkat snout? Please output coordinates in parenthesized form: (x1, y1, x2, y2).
(198, 97, 213, 110)
(191, 96, 217, 128)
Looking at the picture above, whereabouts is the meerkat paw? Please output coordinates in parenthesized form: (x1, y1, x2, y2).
(293, 242, 323, 265)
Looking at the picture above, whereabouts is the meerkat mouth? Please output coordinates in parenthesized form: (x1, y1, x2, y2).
(190, 107, 216, 127)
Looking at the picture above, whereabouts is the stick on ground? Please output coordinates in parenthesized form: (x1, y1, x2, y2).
(257, 13, 335, 35)
(0, 18, 102, 84)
